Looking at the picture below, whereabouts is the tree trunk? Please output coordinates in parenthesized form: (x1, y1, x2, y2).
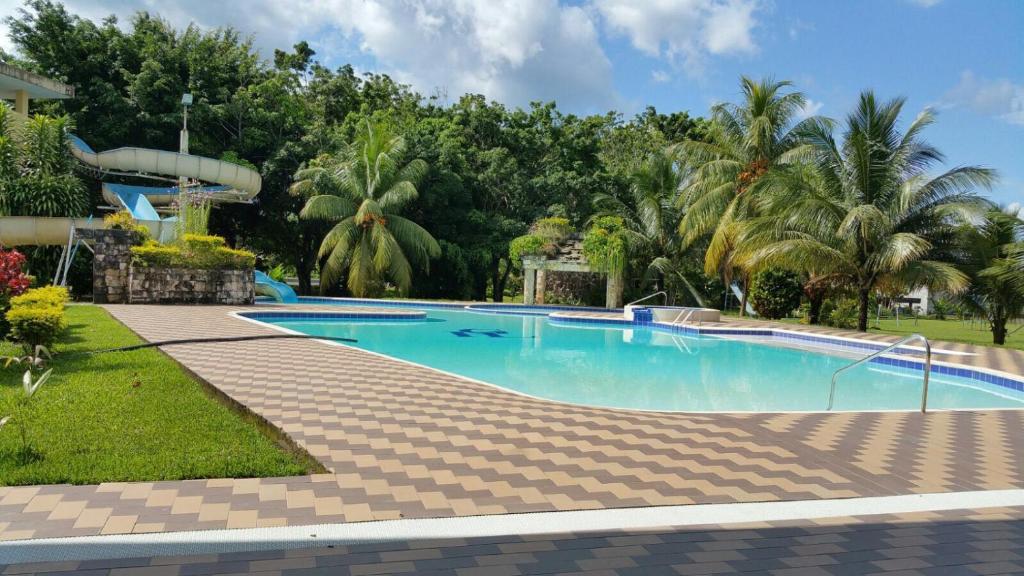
(295, 259, 312, 295)
(857, 287, 870, 332)
(489, 257, 502, 302)
(738, 274, 750, 318)
(806, 287, 826, 325)
(992, 312, 1007, 345)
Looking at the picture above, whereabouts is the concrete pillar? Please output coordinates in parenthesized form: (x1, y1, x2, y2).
(605, 270, 624, 309)
(523, 267, 536, 305)
(535, 269, 547, 305)
(14, 90, 29, 114)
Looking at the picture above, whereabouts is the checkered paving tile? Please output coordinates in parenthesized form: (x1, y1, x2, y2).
(2, 506, 1022, 574)
(0, 305, 1020, 543)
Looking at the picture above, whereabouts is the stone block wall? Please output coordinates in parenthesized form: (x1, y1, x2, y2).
(129, 268, 254, 305)
(79, 228, 254, 305)
(78, 228, 135, 304)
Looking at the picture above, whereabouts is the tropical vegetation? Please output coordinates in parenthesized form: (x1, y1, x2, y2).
(291, 119, 440, 296)
(1, 1, 1018, 344)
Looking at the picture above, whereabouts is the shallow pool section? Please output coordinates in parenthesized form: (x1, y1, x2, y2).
(254, 304, 1024, 412)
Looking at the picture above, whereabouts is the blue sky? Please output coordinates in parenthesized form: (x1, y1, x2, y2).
(2, 0, 1021, 203)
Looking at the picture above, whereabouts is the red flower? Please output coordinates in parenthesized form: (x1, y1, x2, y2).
(0, 248, 30, 297)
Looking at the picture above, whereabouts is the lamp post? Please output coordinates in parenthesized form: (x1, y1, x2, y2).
(179, 93, 192, 155)
(177, 93, 193, 234)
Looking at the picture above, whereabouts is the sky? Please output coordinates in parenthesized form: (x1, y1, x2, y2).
(0, 0, 1021, 204)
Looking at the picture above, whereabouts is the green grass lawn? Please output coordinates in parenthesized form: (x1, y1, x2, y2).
(0, 305, 319, 486)
(722, 309, 1024, 350)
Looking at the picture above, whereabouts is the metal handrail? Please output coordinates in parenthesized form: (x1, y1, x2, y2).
(671, 307, 701, 327)
(827, 333, 931, 412)
(626, 291, 667, 308)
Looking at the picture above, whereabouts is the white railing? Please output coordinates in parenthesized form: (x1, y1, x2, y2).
(626, 291, 667, 307)
(827, 334, 932, 412)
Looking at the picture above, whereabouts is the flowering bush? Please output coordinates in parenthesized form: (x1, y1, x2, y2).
(1, 248, 31, 338)
(0, 249, 30, 297)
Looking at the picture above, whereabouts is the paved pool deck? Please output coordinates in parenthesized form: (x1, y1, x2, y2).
(1, 303, 1022, 573)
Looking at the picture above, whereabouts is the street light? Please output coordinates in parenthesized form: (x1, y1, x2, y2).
(180, 93, 192, 155)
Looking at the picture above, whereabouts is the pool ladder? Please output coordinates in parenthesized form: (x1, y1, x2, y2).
(827, 333, 932, 413)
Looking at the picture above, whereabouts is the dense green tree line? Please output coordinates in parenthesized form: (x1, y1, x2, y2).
(2, 0, 706, 301)
(3, 2, 1020, 344)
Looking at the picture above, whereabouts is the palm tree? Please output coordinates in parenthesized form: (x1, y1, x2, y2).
(957, 206, 1024, 345)
(291, 119, 440, 297)
(743, 92, 996, 331)
(674, 76, 815, 314)
(593, 151, 704, 305)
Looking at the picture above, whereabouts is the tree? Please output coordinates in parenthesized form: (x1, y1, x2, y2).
(750, 268, 802, 320)
(292, 119, 440, 296)
(592, 150, 705, 305)
(675, 76, 815, 315)
(744, 92, 996, 331)
(957, 206, 1024, 345)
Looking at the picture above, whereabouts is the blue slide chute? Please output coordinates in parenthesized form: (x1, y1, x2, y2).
(103, 183, 162, 221)
(254, 270, 298, 303)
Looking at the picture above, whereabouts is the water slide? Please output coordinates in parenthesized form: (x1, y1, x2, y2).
(1, 134, 263, 244)
(254, 270, 298, 303)
(730, 282, 757, 316)
(68, 135, 262, 211)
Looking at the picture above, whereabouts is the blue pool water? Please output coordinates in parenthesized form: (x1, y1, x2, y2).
(260, 303, 1024, 412)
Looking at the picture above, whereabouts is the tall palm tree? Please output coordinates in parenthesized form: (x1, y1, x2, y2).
(743, 92, 996, 331)
(291, 119, 440, 296)
(593, 151, 704, 305)
(674, 76, 815, 314)
(957, 206, 1024, 345)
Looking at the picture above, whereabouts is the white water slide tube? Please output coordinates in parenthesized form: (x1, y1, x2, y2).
(69, 136, 262, 206)
(0, 216, 174, 246)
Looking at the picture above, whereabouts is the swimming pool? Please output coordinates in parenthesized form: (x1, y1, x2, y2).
(246, 300, 1024, 412)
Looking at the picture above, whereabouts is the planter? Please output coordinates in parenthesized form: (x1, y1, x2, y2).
(128, 266, 254, 305)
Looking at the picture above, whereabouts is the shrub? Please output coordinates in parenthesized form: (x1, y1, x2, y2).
(130, 234, 255, 270)
(750, 268, 802, 320)
(9, 286, 68, 309)
(103, 211, 151, 243)
(531, 217, 572, 242)
(582, 216, 628, 274)
(6, 304, 66, 350)
(130, 244, 179, 268)
(826, 299, 858, 329)
(0, 248, 31, 338)
(509, 235, 547, 267)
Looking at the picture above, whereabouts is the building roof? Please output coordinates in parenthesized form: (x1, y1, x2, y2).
(0, 62, 74, 100)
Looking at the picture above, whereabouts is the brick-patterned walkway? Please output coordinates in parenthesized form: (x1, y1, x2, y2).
(3, 506, 1022, 575)
(0, 305, 1020, 543)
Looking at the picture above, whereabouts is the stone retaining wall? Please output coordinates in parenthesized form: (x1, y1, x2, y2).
(78, 228, 135, 304)
(129, 267, 253, 305)
(79, 228, 253, 305)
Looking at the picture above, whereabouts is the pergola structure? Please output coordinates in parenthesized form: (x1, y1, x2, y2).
(521, 239, 623, 309)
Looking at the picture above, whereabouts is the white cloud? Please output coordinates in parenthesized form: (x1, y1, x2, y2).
(651, 70, 671, 83)
(944, 70, 1024, 126)
(594, 0, 761, 74)
(0, 0, 619, 111)
(907, 0, 942, 7)
(796, 98, 823, 120)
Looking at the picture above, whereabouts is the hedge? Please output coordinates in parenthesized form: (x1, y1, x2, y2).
(131, 234, 256, 270)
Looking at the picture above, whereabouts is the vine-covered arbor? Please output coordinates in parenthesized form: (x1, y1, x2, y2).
(521, 238, 623, 309)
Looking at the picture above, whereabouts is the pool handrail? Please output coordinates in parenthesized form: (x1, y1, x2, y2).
(827, 333, 932, 412)
(626, 291, 667, 307)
